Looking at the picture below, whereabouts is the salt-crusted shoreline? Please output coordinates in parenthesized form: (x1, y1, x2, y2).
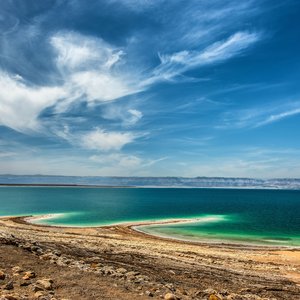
(23, 214, 300, 248)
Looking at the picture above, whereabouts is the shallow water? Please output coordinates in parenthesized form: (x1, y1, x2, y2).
(0, 187, 300, 246)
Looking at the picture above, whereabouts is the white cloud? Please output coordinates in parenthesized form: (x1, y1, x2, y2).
(51, 32, 124, 71)
(70, 71, 135, 103)
(198, 31, 259, 63)
(90, 153, 142, 168)
(82, 128, 136, 151)
(0, 72, 65, 132)
(128, 109, 143, 124)
(220, 101, 300, 129)
(255, 107, 300, 127)
(0, 151, 16, 158)
(0, 31, 142, 134)
(101, 105, 143, 126)
(51, 32, 140, 105)
(146, 31, 260, 84)
(0, 29, 261, 134)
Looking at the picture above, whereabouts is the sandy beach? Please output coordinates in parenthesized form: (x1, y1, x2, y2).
(0, 215, 299, 299)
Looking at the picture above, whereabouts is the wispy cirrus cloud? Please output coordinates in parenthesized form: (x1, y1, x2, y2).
(255, 107, 300, 127)
(51, 31, 140, 105)
(0, 28, 261, 134)
(144, 31, 260, 85)
(219, 101, 300, 129)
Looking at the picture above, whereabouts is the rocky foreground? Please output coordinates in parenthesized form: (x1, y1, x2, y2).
(0, 217, 300, 300)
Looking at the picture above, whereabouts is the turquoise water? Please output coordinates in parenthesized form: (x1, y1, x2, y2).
(0, 187, 300, 246)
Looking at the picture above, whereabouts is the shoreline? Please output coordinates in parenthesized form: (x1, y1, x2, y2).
(1, 183, 300, 190)
(20, 214, 300, 249)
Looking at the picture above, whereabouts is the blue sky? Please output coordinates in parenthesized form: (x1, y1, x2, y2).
(0, 0, 300, 177)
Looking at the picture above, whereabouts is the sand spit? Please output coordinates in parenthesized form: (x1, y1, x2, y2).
(0, 215, 300, 300)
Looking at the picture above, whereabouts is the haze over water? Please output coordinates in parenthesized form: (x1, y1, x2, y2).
(1, 186, 300, 246)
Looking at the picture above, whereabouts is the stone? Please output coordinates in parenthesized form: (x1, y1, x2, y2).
(32, 285, 44, 292)
(20, 280, 32, 287)
(4, 281, 14, 290)
(36, 279, 54, 290)
(11, 266, 22, 274)
(85, 256, 101, 263)
(145, 290, 154, 297)
(90, 263, 100, 269)
(40, 254, 54, 261)
(165, 283, 175, 291)
(2, 295, 20, 300)
(126, 271, 140, 277)
(164, 293, 177, 300)
(22, 271, 36, 280)
(116, 267, 127, 274)
(209, 295, 221, 300)
(34, 291, 44, 299)
(203, 289, 217, 295)
(0, 270, 6, 280)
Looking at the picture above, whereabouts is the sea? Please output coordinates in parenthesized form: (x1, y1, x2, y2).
(0, 184, 300, 246)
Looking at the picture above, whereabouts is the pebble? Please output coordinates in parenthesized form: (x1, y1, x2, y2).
(11, 266, 22, 274)
(116, 267, 127, 274)
(145, 290, 154, 297)
(34, 291, 44, 299)
(4, 281, 14, 290)
(22, 271, 36, 280)
(0, 270, 6, 280)
(20, 280, 32, 287)
(36, 278, 54, 290)
(1, 295, 20, 300)
(164, 293, 177, 300)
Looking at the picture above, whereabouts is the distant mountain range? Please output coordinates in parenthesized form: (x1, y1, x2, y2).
(0, 175, 300, 189)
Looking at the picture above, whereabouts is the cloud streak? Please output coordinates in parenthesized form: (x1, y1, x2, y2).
(220, 101, 300, 129)
(255, 107, 300, 127)
(144, 31, 260, 84)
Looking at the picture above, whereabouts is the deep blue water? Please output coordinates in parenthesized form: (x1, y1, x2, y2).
(0, 187, 300, 245)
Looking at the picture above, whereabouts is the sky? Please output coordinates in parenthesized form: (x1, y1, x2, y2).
(0, 0, 300, 178)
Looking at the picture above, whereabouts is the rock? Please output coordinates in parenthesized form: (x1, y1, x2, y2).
(40, 253, 55, 261)
(209, 295, 221, 300)
(32, 285, 44, 292)
(145, 290, 154, 297)
(126, 271, 140, 277)
(30, 245, 41, 252)
(11, 266, 22, 274)
(22, 271, 36, 280)
(53, 250, 61, 257)
(203, 289, 217, 295)
(20, 280, 32, 287)
(101, 266, 114, 276)
(36, 279, 54, 290)
(164, 293, 177, 300)
(85, 256, 101, 263)
(116, 267, 127, 274)
(33, 292, 43, 299)
(0, 270, 6, 280)
(90, 262, 100, 269)
(2, 295, 20, 300)
(4, 281, 14, 290)
(165, 283, 175, 291)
